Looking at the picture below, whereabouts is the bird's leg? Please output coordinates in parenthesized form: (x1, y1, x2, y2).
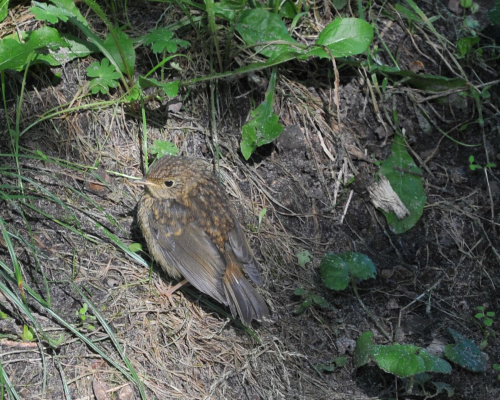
(155, 278, 189, 307)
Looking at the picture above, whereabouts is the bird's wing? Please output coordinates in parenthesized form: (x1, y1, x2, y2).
(228, 220, 263, 285)
(150, 210, 228, 305)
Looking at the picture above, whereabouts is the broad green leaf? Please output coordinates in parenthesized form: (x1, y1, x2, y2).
(86, 59, 121, 94)
(103, 29, 135, 76)
(280, 1, 298, 19)
(144, 28, 190, 54)
(150, 140, 179, 157)
(354, 331, 375, 367)
(36, 34, 96, 66)
(372, 344, 451, 378)
(379, 134, 426, 234)
(309, 18, 374, 58)
(240, 69, 283, 159)
(214, 0, 247, 21)
(320, 253, 350, 291)
(236, 8, 299, 59)
(321, 251, 376, 291)
(444, 328, 486, 372)
(0, 26, 67, 71)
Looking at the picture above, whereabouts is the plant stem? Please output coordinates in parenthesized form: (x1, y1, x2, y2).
(351, 279, 392, 341)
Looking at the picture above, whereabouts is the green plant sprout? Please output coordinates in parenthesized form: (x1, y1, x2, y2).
(20, 325, 35, 341)
(315, 356, 347, 373)
(296, 250, 312, 268)
(320, 251, 390, 339)
(493, 364, 500, 381)
(468, 155, 496, 171)
(257, 207, 267, 231)
(76, 303, 96, 330)
(292, 288, 331, 315)
(474, 305, 496, 349)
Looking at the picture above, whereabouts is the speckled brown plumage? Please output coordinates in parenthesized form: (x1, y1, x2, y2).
(136, 156, 269, 326)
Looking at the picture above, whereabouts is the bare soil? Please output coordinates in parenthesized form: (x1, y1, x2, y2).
(1, 1, 499, 399)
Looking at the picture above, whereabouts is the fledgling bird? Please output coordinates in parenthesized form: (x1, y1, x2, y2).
(136, 156, 269, 326)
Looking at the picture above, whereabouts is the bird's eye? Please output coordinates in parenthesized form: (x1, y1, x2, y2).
(164, 180, 174, 187)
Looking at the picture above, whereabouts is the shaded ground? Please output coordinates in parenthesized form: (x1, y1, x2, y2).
(1, 1, 499, 399)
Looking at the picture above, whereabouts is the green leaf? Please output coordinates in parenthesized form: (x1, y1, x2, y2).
(33, 33, 97, 67)
(294, 298, 312, 314)
(280, 0, 299, 19)
(294, 287, 305, 296)
(47, 333, 66, 347)
(150, 140, 179, 157)
(335, 356, 348, 367)
(488, 0, 500, 25)
(457, 36, 480, 57)
(309, 18, 374, 58)
(31, 1, 72, 23)
(394, 4, 420, 22)
(0, 26, 67, 71)
(240, 69, 284, 159)
(297, 250, 312, 268)
(320, 253, 350, 291)
(236, 8, 299, 59)
(103, 29, 135, 76)
(354, 331, 375, 367)
(258, 207, 267, 230)
(431, 381, 455, 397)
(128, 243, 143, 253)
(21, 325, 34, 341)
(40, 0, 88, 25)
(320, 252, 376, 291)
(444, 328, 486, 372)
(347, 252, 377, 280)
(214, 0, 247, 21)
(374, 65, 467, 92)
(0, 0, 8, 23)
(138, 76, 179, 98)
(315, 363, 336, 372)
(86, 58, 121, 94)
(379, 134, 426, 234)
(315, 356, 350, 372)
(372, 344, 452, 378)
(144, 28, 190, 54)
(311, 294, 330, 309)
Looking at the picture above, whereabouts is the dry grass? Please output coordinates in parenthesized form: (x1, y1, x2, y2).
(1, 1, 499, 399)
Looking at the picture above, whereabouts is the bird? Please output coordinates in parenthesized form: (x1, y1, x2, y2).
(135, 155, 269, 326)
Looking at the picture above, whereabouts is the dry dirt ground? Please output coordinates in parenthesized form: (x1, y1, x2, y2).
(1, 1, 499, 399)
